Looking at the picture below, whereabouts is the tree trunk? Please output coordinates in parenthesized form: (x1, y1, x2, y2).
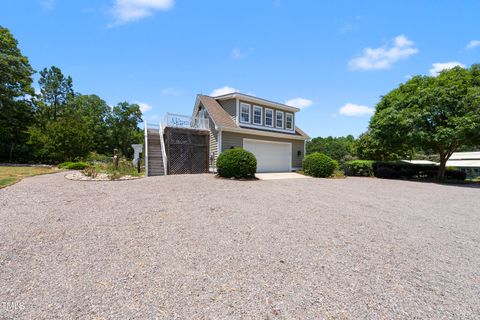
(438, 156, 447, 180)
(9, 142, 15, 163)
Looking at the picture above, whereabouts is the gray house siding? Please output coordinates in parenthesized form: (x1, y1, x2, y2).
(237, 99, 296, 133)
(217, 98, 237, 122)
(221, 131, 304, 169)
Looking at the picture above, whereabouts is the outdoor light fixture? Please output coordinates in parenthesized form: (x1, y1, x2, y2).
(297, 150, 302, 156)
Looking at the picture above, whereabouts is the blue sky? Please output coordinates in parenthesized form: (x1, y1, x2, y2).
(1, 1, 479, 137)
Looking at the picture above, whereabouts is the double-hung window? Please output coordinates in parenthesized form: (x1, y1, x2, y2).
(253, 106, 262, 125)
(240, 103, 251, 123)
(265, 109, 273, 127)
(285, 113, 293, 130)
(276, 110, 284, 128)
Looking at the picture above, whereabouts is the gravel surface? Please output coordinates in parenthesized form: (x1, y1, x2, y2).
(0, 173, 479, 319)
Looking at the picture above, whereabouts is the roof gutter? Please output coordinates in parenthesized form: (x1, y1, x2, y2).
(221, 126, 308, 140)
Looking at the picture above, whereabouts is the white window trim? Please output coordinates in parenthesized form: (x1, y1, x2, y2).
(240, 102, 251, 124)
(276, 110, 284, 129)
(252, 105, 262, 125)
(285, 112, 294, 131)
(265, 108, 273, 127)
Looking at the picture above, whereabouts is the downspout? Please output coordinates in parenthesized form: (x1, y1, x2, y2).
(216, 127, 222, 173)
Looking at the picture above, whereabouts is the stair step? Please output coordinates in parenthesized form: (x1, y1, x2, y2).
(146, 130, 167, 176)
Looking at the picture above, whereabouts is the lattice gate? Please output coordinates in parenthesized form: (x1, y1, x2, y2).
(164, 127, 210, 175)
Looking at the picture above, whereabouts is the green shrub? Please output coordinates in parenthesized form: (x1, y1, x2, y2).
(344, 160, 374, 177)
(85, 152, 112, 164)
(217, 148, 257, 179)
(302, 152, 338, 178)
(58, 161, 89, 170)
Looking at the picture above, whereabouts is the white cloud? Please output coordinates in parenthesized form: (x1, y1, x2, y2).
(466, 40, 480, 50)
(429, 61, 466, 76)
(349, 35, 418, 71)
(161, 87, 182, 96)
(110, 0, 174, 26)
(210, 86, 239, 97)
(137, 102, 152, 113)
(231, 47, 254, 59)
(285, 97, 313, 109)
(339, 103, 374, 117)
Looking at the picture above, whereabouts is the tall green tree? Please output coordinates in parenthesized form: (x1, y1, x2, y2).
(107, 102, 143, 158)
(38, 66, 73, 121)
(368, 65, 480, 179)
(28, 109, 92, 162)
(0, 26, 35, 162)
(355, 131, 403, 161)
(307, 135, 356, 161)
(70, 94, 111, 154)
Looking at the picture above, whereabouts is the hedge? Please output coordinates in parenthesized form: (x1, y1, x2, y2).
(343, 160, 374, 177)
(344, 160, 466, 181)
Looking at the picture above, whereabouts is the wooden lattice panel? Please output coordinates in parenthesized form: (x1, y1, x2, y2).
(164, 127, 209, 175)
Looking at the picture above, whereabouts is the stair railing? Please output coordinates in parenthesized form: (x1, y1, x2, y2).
(159, 122, 168, 175)
(143, 119, 149, 176)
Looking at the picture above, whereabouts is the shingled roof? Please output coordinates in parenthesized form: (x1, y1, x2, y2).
(197, 95, 236, 128)
(196, 94, 309, 139)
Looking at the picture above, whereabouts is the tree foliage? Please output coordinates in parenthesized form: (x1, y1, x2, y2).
(0, 27, 145, 163)
(367, 65, 480, 179)
(306, 135, 356, 161)
(0, 26, 35, 162)
(38, 66, 74, 120)
(108, 102, 143, 158)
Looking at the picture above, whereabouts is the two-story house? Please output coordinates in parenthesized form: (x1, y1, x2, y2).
(192, 93, 309, 172)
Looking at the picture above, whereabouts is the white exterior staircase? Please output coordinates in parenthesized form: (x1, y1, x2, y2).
(144, 123, 167, 176)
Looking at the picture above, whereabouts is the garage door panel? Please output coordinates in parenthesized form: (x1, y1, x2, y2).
(243, 139, 291, 172)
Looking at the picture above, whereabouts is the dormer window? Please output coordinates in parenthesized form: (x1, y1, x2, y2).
(276, 111, 284, 128)
(253, 105, 262, 125)
(265, 108, 273, 127)
(240, 103, 251, 123)
(285, 113, 293, 130)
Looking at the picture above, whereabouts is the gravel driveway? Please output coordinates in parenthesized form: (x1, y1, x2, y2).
(1, 173, 479, 319)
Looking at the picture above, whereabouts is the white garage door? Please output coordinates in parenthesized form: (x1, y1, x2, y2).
(243, 139, 291, 172)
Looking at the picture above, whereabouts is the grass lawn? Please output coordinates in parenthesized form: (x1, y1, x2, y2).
(0, 166, 57, 188)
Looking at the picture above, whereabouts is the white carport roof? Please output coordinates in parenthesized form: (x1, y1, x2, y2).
(449, 151, 480, 160)
(446, 160, 480, 168)
(401, 160, 438, 165)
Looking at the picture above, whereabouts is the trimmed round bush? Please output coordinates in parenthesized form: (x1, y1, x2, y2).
(217, 148, 257, 179)
(302, 152, 338, 178)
